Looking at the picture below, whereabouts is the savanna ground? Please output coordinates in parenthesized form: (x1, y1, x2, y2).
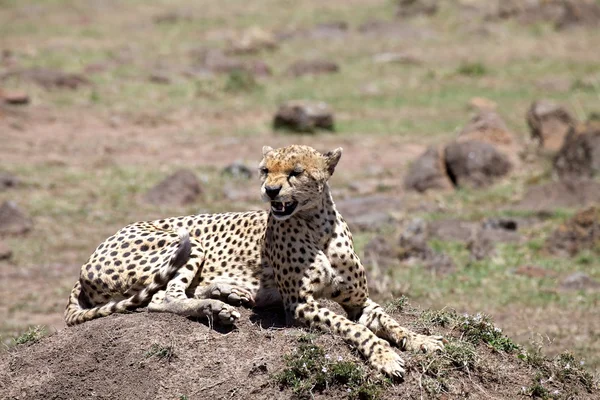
(0, 0, 599, 397)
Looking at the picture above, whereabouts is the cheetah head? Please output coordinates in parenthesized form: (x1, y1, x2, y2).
(259, 144, 342, 221)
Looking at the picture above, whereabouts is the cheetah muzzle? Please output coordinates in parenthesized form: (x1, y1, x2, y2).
(64, 144, 446, 379)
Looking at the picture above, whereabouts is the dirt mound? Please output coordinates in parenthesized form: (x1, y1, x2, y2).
(554, 121, 600, 179)
(1, 305, 597, 399)
(546, 206, 600, 256)
(527, 99, 576, 152)
(143, 169, 203, 206)
(515, 180, 600, 211)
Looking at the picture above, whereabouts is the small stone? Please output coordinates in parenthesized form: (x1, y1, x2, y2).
(222, 163, 254, 180)
(396, 0, 439, 17)
(0, 201, 33, 235)
(527, 100, 576, 152)
(1, 89, 30, 105)
(0, 172, 20, 191)
(228, 27, 277, 55)
(143, 169, 202, 206)
(285, 59, 339, 77)
(148, 72, 171, 84)
(514, 265, 556, 279)
(467, 97, 497, 112)
(273, 100, 334, 133)
(0, 241, 12, 260)
(560, 272, 600, 291)
(372, 52, 422, 65)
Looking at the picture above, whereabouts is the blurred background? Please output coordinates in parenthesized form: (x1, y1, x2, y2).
(0, 0, 599, 371)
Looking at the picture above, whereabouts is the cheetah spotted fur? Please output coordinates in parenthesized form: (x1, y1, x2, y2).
(65, 144, 446, 377)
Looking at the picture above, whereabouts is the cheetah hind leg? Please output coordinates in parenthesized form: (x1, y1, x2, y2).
(148, 291, 241, 325)
(194, 282, 255, 307)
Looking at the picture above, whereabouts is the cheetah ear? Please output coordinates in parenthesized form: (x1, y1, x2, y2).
(324, 147, 343, 176)
(262, 146, 274, 157)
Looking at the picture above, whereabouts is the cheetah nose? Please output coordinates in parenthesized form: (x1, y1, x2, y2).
(265, 185, 282, 200)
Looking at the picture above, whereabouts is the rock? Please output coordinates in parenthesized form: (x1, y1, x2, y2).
(222, 162, 254, 180)
(285, 59, 339, 77)
(148, 72, 171, 84)
(358, 19, 437, 39)
(372, 52, 422, 65)
(153, 11, 192, 24)
(514, 265, 556, 279)
(396, 0, 439, 17)
(0, 201, 33, 235)
(553, 121, 600, 179)
(444, 140, 512, 188)
(560, 272, 600, 291)
(527, 100, 576, 152)
(534, 76, 572, 93)
(275, 21, 348, 41)
(273, 100, 334, 133)
(467, 221, 521, 261)
(0, 89, 29, 105)
(424, 253, 456, 275)
(196, 49, 272, 77)
(143, 169, 202, 206)
(458, 111, 515, 148)
(0, 172, 19, 191)
(228, 27, 277, 55)
(0, 241, 12, 260)
(11, 68, 90, 90)
(428, 219, 478, 242)
(336, 195, 401, 231)
(516, 180, 600, 211)
(555, 0, 600, 30)
(467, 97, 497, 112)
(545, 206, 599, 257)
(404, 145, 453, 192)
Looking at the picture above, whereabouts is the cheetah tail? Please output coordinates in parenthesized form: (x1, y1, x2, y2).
(64, 228, 192, 326)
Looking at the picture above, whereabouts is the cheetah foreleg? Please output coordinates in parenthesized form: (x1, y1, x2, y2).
(355, 299, 446, 353)
(290, 300, 406, 379)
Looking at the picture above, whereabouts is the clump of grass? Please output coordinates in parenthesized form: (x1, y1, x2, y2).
(384, 296, 409, 313)
(12, 326, 46, 345)
(457, 313, 519, 353)
(456, 62, 487, 77)
(144, 343, 175, 362)
(273, 337, 389, 400)
(412, 340, 476, 396)
(224, 69, 258, 93)
(518, 343, 546, 369)
(419, 308, 458, 328)
(523, 373, 550, 399)
(553, 352, 594, 393)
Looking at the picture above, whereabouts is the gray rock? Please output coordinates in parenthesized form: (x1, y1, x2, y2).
(444, 140, 512, 188)
(0, 200, 33, 235)
(273, 100, 334, 133)
(560, 272, 600, 291)
(404, 145, 453, 192)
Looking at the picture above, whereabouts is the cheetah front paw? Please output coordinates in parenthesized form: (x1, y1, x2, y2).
(369, 343, 406, 379)
(202, 283, 255, 306)
(403, 333, 446, 353)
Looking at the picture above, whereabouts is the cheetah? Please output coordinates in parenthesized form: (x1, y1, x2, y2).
(65, 144, 445, 377)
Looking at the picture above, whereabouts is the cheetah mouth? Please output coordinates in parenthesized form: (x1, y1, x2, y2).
(270, 201, 298, 218)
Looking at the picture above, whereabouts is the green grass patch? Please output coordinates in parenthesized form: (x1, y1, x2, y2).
(273, 337, 389, 400)
(144, 343, 175, 362)
(11, 326, 47, 345)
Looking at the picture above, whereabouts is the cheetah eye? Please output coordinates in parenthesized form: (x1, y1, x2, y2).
(289, 169, 303, 178)
(259, 167, 269, 175)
